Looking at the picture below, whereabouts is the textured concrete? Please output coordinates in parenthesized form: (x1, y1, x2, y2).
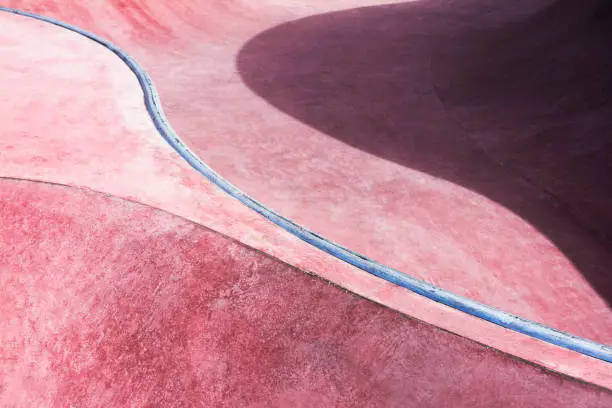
(6, 0, 610, 342)
(0, 0, 611, 401)
(1, 178, 610, 406)
(235, 0, 612, 344)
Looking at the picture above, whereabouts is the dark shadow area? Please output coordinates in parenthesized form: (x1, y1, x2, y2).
(237, 0, 612, 305)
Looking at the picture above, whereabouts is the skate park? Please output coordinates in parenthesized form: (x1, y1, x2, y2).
(0, 0, 611, 405)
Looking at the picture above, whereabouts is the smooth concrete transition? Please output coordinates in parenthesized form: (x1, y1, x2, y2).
(2, 178, 610, 406)
(0, 0, 610, 405)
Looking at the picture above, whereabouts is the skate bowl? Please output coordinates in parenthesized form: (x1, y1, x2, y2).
(0, 0, 611, 406)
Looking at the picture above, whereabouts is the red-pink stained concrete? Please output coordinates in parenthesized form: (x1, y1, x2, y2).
(234, 0, 612, 342)
(4, 0, 610, 344)
(1, 178, 610, 406)
(0, 0, 611, 393)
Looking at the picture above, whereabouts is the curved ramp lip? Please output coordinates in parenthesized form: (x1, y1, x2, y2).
(1, 6, 610, 363)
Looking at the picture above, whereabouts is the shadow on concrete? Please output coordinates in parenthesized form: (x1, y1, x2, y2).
(236, 0, 612, 305)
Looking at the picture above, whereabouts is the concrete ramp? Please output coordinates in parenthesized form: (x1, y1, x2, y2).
(3, 178, 609, 406)
(0, 0, 610, 405)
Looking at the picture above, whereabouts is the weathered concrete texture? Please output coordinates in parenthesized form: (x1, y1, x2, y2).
(0, 0, 611, 398)
(5, 0, 610, 343)
(0, 179, 610, 407)
(235, 0, 612, 342)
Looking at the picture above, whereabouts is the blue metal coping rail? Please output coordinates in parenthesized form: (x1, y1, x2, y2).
(2, 6, 610, 363)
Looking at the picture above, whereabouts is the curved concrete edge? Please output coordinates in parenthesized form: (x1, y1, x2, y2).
(1, 6, 610, 364)
(3, 177, 611, 406)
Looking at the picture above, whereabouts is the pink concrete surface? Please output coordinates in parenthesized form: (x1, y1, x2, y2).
(5, 0, 610, 344)
(0, 0, 611, 397)
(1, 178, 611, 406)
